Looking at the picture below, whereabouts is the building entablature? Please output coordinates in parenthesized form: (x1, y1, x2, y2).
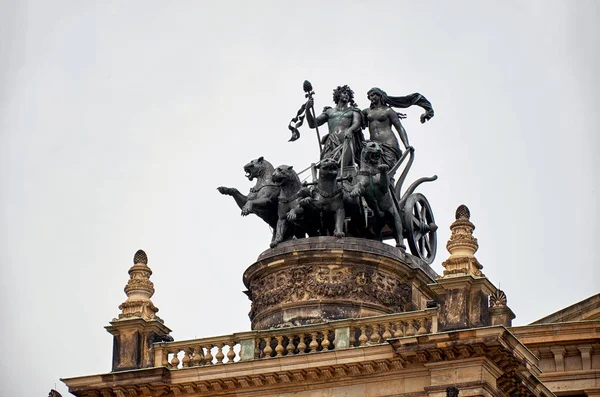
(63, 321, 553, 397)
(510, 321, 600, 396)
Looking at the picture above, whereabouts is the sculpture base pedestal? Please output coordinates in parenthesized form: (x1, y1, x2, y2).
(243, 237, 437, 330)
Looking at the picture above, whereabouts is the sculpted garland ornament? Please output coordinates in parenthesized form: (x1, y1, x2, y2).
(218, 80, 438, 264)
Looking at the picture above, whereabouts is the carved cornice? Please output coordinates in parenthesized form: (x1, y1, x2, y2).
(389, 328, 553, 397)
(65, 352, 412, 397)
(64, 327, 556, 397)
(510, 321, 600, 345)
(246, 236, 439, 285)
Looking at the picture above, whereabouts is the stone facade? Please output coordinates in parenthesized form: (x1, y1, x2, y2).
(61, 207, 600, 397)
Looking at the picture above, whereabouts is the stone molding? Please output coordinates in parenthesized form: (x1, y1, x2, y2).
(509, 321, 600, 395)
(63, 327, 553, 397)
(64, 346, 413, 397)
(389, 327, 553, 397)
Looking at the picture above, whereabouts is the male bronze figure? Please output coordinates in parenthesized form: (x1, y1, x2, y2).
(306, 85, 364, 166)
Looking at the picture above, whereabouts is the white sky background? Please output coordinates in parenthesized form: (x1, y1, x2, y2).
(1, 1, 599, 396)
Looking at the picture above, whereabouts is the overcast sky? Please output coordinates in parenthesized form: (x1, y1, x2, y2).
(1, 1, 599, 396)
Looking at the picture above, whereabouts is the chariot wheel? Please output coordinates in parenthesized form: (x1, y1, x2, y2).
(402, 193, 437, 264)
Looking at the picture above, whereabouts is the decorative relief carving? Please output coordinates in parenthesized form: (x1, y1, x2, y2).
(248, 264, 411, 319)
(490, 289, 507, 308)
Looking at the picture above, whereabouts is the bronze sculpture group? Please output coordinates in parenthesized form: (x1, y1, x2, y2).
(218, 81, 439, 264)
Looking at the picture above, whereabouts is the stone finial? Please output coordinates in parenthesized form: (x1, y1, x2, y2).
(455, 204, 470, 220)
(440, 205, 484, 277)
(133, 249, 148, 264)
(115, 249, 162, 322)
(106, 250, 172, 372)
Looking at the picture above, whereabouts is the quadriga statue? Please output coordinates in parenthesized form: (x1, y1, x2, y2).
(217, 157, 280, 239)
(270, 165, 316, 247)
(290, 158, 346, 238)
(217, 81, 438, 264)
(350, 141, 405, 249)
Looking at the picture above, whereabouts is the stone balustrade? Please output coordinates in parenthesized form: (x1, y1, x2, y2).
(154, 309, 438, 369)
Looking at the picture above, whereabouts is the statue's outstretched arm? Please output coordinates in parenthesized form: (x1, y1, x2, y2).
(306, 99, 329, 128)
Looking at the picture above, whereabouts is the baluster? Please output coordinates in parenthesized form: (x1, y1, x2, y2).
(370, 324, 381, 344)
(227, 341, 236, 363)
(254, 338, 261, 359)
(182, 348, 192, 367)
(193, 345, 204, 366)
(216, 344, 225, 364)
(349, 326, 356, 347)
(275, 335, 285, 357)
(358, 326, 368, 346)
(161, 348, 169, 367)
(297, 334, 307, 354)
(170, 349, 180, 368)
(309, 332, 319, 352)
(263, 337, 273, 357)
(394, 321, 404, 337)
(327, 329, 336, 350)
(322, 330, 331, 351)
(406, 319, 416, 336)
(417, 318, 428, 335)
(382, 323, 392, 339)
(286, 334, 296, 355)
(431, 313, 439, 333)
(205, 344, 214, 365)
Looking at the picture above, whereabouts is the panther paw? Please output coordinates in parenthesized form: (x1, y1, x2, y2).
(241, 203, 252, 216)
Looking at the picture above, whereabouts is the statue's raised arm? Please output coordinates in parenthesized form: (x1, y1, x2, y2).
(288, 82, 364, 167)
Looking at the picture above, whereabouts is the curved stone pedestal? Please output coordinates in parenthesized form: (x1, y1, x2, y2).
(243, 237, 437, 330)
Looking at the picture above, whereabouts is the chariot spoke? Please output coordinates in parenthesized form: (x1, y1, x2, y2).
(411, 216, 420, 227)
(424, 235, 431, 254)
(413, 230, 422, 242)
(413, 203, 421, 220)
(420, 203, 427, 222)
